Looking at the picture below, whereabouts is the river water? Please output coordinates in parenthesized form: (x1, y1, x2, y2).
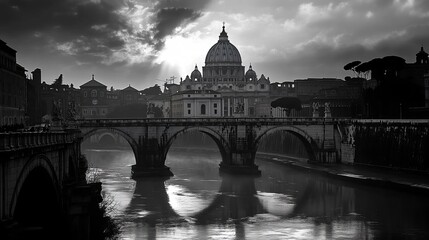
(83, 148, 429, 240)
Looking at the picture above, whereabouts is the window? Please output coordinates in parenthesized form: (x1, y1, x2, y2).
(214, 103, 217, 108)
(214, 109, 218, 114)
(214, 95, 217, 98)
(261, 84, 265, 89)
(187, 103, 191, 108)
(84, 91, 87, 97)
(201, 104, 206, 115)
(188, 110, 191, 115)
(91, 89, 97, 97)
(188, 95, 191, 97)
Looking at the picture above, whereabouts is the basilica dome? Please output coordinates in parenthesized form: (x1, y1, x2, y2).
(190, 65, 202, 81)
(245, 64, 257, 81)
(205, 26, 242, 66)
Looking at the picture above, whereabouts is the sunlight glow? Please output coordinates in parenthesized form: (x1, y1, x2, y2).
(155, 31, 213, 80)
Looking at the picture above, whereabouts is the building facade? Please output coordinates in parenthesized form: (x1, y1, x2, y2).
(171, 90, 222, 118)
(0, 40, 27, 126)
(177, 26, 271, 117)
(80, 75, 109, 119)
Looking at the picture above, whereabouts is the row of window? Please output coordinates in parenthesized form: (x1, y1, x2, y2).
(186, 108, 218, 115)
(82, 109, 106, 115)
(187, 103, 218, 108)
(83, 90, 105, 98)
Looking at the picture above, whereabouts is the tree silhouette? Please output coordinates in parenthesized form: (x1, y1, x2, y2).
(357, 55, 422, 118)
(343, 61, 361, 77)
(141, 84, 162, 95)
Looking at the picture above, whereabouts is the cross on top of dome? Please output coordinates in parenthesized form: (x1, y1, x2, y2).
(219, 22, 228, 41)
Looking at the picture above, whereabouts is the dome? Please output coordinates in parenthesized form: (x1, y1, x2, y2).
(245, 64, 257, 81)
(205, 26, 242, 66)
(190, 65, 202, 81)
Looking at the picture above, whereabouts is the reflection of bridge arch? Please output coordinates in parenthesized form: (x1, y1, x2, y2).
(192, 176, 266, 224)
(82, 128, 139, 161)
(163, 127, 229, 166)
(124, 177, 181, 224)
(98, 132, 117, 144)
(254, 126, 318, 162)
(10, 154, 60, 217)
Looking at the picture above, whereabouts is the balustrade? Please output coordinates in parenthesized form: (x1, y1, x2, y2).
(0, 131, 80, 151)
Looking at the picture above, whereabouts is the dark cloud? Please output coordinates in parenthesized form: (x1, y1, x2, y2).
(0, 0, 211, 64)
(152, 7, 202, 48)
(256, 22, 429, 82)
(0, 0, 130, 63)
(146, 0, 211, 49)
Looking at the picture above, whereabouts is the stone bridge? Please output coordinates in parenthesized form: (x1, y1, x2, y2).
(0, 129, 99, 240)
(77, 118, 342, 177)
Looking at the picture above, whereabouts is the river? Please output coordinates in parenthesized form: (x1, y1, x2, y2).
(83, 148, 429, 240)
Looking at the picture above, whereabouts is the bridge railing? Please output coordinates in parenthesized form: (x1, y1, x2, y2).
(0, 131, 81, 151)
(75, 117, 340, 127)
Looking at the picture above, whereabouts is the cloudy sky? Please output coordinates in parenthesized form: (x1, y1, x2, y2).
(1, 0, 429, 90)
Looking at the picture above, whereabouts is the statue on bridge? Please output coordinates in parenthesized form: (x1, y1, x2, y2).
(312, 102, 320, 118)
(324, 102, 331, 118)
(66, 101, 77, 121)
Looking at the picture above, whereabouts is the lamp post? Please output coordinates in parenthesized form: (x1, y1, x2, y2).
(399, 103, 402, 119)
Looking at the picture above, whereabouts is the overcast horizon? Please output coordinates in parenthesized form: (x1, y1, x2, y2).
(1, 0, 429, 90)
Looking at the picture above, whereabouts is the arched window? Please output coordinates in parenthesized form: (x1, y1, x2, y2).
(91, 89, 97, 97)
(201, 104, 206, 115)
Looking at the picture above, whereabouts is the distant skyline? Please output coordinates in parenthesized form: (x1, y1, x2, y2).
(1, 0, 429, 90)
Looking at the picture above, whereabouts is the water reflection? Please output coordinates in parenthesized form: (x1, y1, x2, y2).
(193, 175, 265, 224)
(84, 148, 429, 239)
(123, 177, 180, 224)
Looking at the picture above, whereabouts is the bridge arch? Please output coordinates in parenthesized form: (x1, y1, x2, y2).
(10, 154, 61, 218)
(82, 128, 139, 162)
(254, 126, 318, 161)
(98, 132, 118, 145)
(162, 126, 230, 165)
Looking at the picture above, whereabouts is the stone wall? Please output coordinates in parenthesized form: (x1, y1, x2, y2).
(353, 122, 429, 171)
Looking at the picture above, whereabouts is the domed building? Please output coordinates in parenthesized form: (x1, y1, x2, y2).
(176, 25, 272, 117)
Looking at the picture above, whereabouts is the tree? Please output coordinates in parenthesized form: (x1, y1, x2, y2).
(343, 61, 361, 77)
(355, 62, 372, 79)
(271, 97, 302, 117)
(141, 84, 162, 95)
(382, 56, 405, 79)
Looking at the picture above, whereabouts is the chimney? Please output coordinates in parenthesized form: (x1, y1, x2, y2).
(32, 68, 41, 84)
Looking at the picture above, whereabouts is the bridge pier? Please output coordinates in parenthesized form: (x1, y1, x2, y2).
(219, 142, 261, 176)
(131, 164, 173, 178)
(131, 138, 173, 178)
(219, 162, 261, 176)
